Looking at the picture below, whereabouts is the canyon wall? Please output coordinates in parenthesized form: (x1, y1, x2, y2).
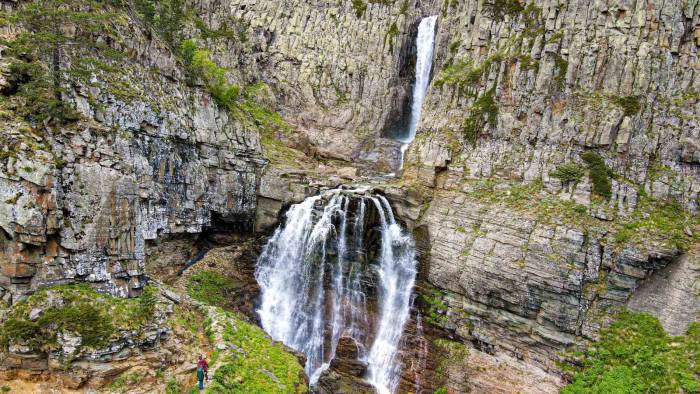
(0, 0, 698, 392)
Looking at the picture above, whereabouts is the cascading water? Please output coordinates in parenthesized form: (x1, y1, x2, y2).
(255, 14, 438, 394)
(255, 188, 417, 393)
(397, 15, 438, 167)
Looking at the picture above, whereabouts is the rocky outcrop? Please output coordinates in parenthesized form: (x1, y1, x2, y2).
(628, 245, 700, 336)
(317, 337, 376, 394)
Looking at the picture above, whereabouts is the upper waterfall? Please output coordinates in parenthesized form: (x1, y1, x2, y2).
(400, 15, 438, 144)
(396, 15, 438, 169)
(255, 188, 417, 394)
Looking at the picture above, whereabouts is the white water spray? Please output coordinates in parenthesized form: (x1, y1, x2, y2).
(255, 189, 417, 393)
(398, 15, 438, 167)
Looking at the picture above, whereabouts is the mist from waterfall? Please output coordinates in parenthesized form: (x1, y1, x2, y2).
(398, 15, 438, 166)
(255, 189, 417, 394)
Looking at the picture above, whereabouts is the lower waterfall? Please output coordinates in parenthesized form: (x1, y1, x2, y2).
(255, 188, 417, 394)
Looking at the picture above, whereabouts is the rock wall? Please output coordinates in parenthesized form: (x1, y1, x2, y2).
(191, 0, 444, 169)
(0, 0, 265, 302)
(411, 0, 700, 211)
(391, 0, 700, 386)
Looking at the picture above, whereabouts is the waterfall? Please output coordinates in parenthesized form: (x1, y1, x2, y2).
(255, 189, 417, 393)
(398, 15, 438, 166)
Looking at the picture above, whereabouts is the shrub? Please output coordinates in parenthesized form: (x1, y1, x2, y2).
(550, 162, 585, 184)
(134, 0, 185, 46)
(462, 87, 498, 145)
(483, 0, 525, 20)
(562, 311, 700, 393)
(165, 377, 180, 394)
(350, 0, 367, 17)
(581, 151, 612, 199)
(613, 95, 641, 116)
(553, 54, 568, 89)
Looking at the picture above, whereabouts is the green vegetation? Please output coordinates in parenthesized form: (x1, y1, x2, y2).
(550, 162, 585, 185)
(463, 175, 697, 252)
(563, 311, 700, 393)
(0, 0, 126, 123)
(179, 39, 288, 133)
(186, 270, 240, 309)
(461, 87, 499, 145)
(385, 22, 399, 50)
(0, 284, 157, 354)
(436, 1, 542, 91)
(350, 0, 367, 17)
(435, 56, 504, 97)
(483, 0, 525, 20)
(134, 0, 185, 46)
(613, 196, 699, 250)
(420, 286, 449, 325)
(166, 377, 181, 394)
(209, 311, 307, 393)
(434, 338, 470, 385)
(612, 95, 642, 116)
(553, 54, 568, 89)
(581, 151, 613, 199)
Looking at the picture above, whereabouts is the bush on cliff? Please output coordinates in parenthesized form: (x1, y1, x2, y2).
(581, 151, 612, 199)
(563, 311, 700, 393)
(550, 162, 585, 185)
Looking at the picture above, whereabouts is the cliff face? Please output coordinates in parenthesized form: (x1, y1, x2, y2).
(0, 0, 264, 301)
(391, 0, 700, 389)
(191, 0, 443, 169)
(412, 0, 699, 210)
(0, 0, 698, 392)
(395, 0, 700, 387)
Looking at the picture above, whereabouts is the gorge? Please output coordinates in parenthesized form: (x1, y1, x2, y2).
(0, 0, 699, 393)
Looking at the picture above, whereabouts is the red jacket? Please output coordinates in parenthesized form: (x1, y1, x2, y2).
(197, 359, 208, 372)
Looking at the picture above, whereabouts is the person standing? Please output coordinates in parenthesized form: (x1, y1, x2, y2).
(196, 365, 205, 390)
(197, 355, 209, 388)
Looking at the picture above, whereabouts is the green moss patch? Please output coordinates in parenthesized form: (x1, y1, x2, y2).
(563, 311, 699, 393)
(0, 284, 158, 354)
(208, 311, 307, 393)
(186, 270, 240, 309)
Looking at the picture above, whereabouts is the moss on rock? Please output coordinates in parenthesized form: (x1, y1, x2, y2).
(563, 311, 699, 393)
(0, 284, 158, 354)
(208, 311, 307, 393)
